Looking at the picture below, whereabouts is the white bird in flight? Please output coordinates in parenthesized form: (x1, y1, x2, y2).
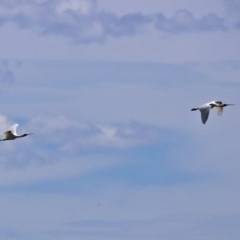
(191, 100, 234, 124)
(0, 123, 33, 141)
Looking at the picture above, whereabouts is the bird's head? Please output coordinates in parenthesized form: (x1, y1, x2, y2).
(23, 133, 33, 137)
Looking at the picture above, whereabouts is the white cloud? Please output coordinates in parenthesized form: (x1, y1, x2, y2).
(0, 0, 233, 44)
(0, 115, 122, 186)
(56, 0, 96, 15)
(29, 116, 160, 150)
(155, 9, 226, 33)
(0, 114, 162, 186)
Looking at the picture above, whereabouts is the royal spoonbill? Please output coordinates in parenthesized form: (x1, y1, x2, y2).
(191, 100, 234, 124)
(0, 123, 33, 141)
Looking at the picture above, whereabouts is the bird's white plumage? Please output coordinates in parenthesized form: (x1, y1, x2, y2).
(8, 123, 19, 136)
(0, 123, 33, 141)
(215, 106, 223, 116)
(191, 100, 234, 124)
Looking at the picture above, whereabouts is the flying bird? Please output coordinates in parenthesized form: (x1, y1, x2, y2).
(191, 100, 234, 124)
(0, 123, 33, 141)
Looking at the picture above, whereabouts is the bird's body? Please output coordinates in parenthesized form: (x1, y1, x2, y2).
(191, 100, 234, 124)
(0, 123, 33, 141)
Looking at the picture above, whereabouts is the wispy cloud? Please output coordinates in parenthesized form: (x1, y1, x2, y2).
(0, 114, 162, 186)
(0, 0, 234, 44)
(155, 10, 226, 33)
(29, 116, 161, 151)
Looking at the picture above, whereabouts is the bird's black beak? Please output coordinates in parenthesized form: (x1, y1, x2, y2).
(223, 103, 235, 107)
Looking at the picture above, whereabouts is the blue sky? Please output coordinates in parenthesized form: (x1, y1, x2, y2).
(0, 0, 240, 239)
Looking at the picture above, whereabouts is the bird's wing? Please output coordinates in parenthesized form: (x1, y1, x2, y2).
(200, 108, 210, 124)
(2, 130, 16, 140)
(215, 106, 223, 116)
(9, 123, 19, 136)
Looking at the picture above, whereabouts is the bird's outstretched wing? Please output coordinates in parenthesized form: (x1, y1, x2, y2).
(2, 130, 16, 140)
(0, 123, 19, 141)
(9, 123, 19, 136)
(200, 108, 210, 124)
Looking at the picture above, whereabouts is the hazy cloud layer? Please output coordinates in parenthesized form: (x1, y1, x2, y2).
(0, 114, 162, 186)
(29, 115, 161, 150)
(0, 0, 234, 43)
(1, 94, 193, 189)
(155, 10, 226, 33)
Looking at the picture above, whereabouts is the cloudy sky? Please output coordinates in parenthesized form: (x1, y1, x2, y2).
(0, 0, 240, 239)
